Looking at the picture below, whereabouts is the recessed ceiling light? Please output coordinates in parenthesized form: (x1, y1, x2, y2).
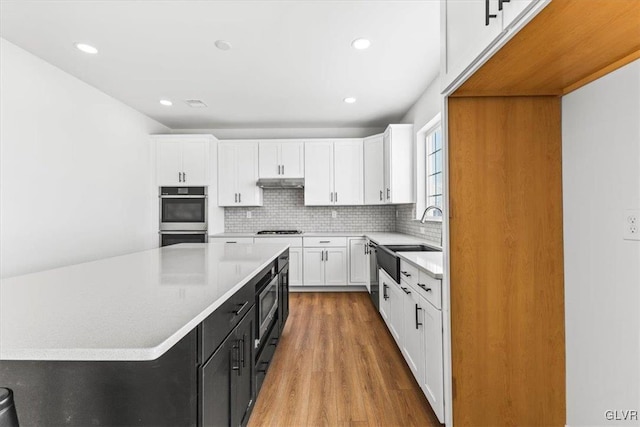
(159, 99, 173, 107)
(351, 38, 371, 50)
(215, 40, 232, 51)
(343, 97, 357, 104)
(74, 43, 98, 54)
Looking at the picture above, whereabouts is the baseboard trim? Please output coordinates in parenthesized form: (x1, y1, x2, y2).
(291, 286, 368, 293)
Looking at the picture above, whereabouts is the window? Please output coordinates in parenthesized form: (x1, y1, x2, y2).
(425, 125, 443, 219)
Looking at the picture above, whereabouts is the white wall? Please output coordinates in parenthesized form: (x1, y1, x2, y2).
(563, 59, 640, 426)
(0, 39, 169, 278)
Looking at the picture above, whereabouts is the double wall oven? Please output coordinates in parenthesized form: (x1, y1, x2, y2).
(159, 186, 208, 246)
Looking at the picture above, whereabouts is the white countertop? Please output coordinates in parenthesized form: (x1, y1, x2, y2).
(396, 252, 444, 279)
(0, 243, 288, 362)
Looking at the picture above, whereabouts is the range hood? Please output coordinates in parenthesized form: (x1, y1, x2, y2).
(256, 178, 305, 189)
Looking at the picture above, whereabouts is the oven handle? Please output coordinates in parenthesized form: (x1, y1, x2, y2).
(159, 231, 207, 235)
(159, 195, 207, 199)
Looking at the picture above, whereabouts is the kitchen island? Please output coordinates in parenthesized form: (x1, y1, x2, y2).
(0, 242, 289, 426)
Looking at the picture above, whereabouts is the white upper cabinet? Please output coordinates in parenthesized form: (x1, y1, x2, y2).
(258, 140, 304, 178)
(155, 135, 211, 186)
(304, 140, 363, 206)
(304, 141, 334, 205)
(363, 134, 385, 205)
(217, 142, 263, 207)
(383, 125, 414, 204)
(441, 0, 547, 92)
(333, 139, 364, 205)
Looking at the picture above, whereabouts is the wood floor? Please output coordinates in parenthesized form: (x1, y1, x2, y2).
(248, 292, 442, 427)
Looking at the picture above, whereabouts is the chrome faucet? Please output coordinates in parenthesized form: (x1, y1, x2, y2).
(420, 205, 444, 248)
(420, 205, 443, 223)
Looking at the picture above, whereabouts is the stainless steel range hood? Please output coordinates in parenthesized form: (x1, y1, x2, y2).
(256, 178, 305, 189)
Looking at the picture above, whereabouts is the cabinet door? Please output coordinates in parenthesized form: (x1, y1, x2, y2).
(218, 144, 238, 206)
(258, 142, 280, 178)
(157, 140, 183, 185)
(181, 140, 209, 185)
(383, 129, 391, 203)
(201, 332, 234, 427)
(333, 139, 364, 205)
(379, 269, 393, 324)
(233, 309, 255, 427)
(236, 143, 262, 206)
(280, 141, 304, 178)
(304, 142, 334, 206)
(364, 135, 385, 205)
(348, 238, 369, 285)
(421, 297, 444, 423)
(388, 281, 404, 345)
(324, 247, 347, 286)
(444, 0, 504, 89)
(402, 287, 425, 386)
(303, 248, 325, 286)
(289, 247, 303, 286)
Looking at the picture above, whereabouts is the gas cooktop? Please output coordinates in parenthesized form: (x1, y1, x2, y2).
(256, 230, 303, 235)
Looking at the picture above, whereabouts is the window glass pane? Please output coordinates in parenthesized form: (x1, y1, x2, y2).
(435, 195, 443, 209)
(434, 129, 442, 151)
(435, 173, 442, 195)
(434, 150, 442, 173)
(428, 174, 436, 196)
(428, 195, 436, 208)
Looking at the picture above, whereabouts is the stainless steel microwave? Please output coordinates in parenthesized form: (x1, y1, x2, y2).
(159, 187, 207, 231)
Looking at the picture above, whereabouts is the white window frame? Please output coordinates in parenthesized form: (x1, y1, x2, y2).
(414, 113, 442, 221)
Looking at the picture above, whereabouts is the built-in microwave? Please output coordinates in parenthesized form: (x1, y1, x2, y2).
(256, 271, 278, 344)
(159, 187, 207, 231)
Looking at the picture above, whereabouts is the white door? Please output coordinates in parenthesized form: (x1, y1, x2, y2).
(289, 247, 303, 286)
(235, 143, 261, 206)
(157, 140, 183, 185)
(421, 296, 445, 423)
(304, 142, 334, 205)
(444, 0, 504, 89)
(364, 134, 385, 205)
(383, 128, 391, 203)
(403, 289, 426, 385)
(280, 141, 304, 178)
(258, 141, 280, 178)
(181, 140, 209, 185)
(379, 269, 393, 324)
(324, 247, 347, 286)
(388, 281, 404, 345)
(348, 238, 369, 285)
(303, 248, 325, 286)
(333, 139, 363, 205)
(217, 143, 238, 206)
(502, 0, 537, 30)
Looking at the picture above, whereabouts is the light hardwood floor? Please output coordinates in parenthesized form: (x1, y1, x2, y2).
(248, 292, 442, 427)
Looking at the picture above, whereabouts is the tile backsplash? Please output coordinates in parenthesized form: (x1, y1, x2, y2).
(224, 189, 442, 245)
(224, 189, 396, 233)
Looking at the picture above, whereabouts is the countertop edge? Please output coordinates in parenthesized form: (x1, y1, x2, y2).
(396, 252, 443, 280)
(0, 244, 290, 362)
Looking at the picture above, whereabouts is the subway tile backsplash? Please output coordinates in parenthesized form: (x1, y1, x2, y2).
(224, 189, 442, 245)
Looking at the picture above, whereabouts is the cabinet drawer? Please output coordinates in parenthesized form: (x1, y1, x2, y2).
(210, 237, 254, 244)
(416, 271, 442, 310)
(254, 236, 303, 247)
(200, 283, 254, 363)
(255, 320, 280, 393)
(303, 237, 347, 247)
(399, 260, 419, 287)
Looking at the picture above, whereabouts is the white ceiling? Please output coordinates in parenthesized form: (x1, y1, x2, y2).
(0, 1, 440, 129)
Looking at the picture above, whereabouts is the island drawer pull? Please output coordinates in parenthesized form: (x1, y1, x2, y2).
(233, 301, 249, 316)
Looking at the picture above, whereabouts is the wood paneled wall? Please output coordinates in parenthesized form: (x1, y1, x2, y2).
(448, 96, 565, 426)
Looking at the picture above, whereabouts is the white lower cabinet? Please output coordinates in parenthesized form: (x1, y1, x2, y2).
(288, 247, 303, 286)
(419, 292, 445, 422)
(379, 264, 445, 424)
(348, 238, 369, 286)
(303, 247, 347, 286)
(401, 282, 426, 385)
(302, 248, 325, 286)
